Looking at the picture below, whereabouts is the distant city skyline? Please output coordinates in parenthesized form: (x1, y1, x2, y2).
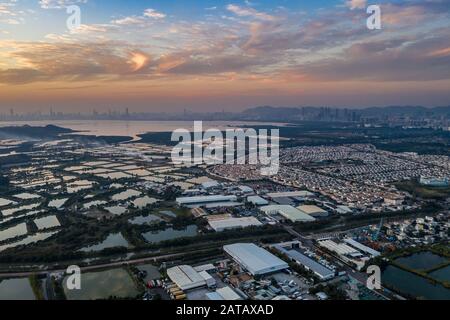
(1, 0, 450, 113)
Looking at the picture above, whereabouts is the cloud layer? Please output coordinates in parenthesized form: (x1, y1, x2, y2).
(0, 0, 449, 111)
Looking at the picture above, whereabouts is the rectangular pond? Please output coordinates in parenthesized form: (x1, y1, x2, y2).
(0, 278, 36, 300)
(34, 216, 61, 230)
(0, 223, 28, 242)
(394, 252, 448, 270)
(48, 198, 68, 209)
(63, 268, 140, 300)
(131, 196, 158, 209)
(0, 198, 15, 207)
(111, 189, 141, 201)
(142, 225, 198, 243)
(0, 231, 58, 252)
(104, 206, 128, 215)
(1, 202, 41, 217)
(129, 214, 162, 225)
(79, 232, 130, 252)
(429, 265, 450, 282)
(382, 265, 450, 300)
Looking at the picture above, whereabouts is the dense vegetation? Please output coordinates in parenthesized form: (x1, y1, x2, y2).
(395, 180, 450, 200)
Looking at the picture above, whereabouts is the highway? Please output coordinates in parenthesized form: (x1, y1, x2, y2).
(0, 251, 187, 279)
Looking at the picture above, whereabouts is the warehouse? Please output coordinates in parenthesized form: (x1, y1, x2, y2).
(208, 216, 262, 232)
(247, 195, 269, 206)
(223, 243, 289, 276)
(198, 270, 216, 288)
(297, 205, 328, 217)
(266, 191, 314, 198)
(167, 265, 209, 291)
(273, 245, 335, 281)
(203, 201, 243, 209)
(201, 181, 221, 189)
(238, 185, 254, 194)
(260, 205, 316, 222)
(318, 240, 361, 256)
(344, 238, 380, 257)
(176, 195, 237, 207)
(205, 286, 242, 300)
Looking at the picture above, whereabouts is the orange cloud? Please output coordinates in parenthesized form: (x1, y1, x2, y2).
(129, 51, 150, 72)
(428, 47, 450, 58)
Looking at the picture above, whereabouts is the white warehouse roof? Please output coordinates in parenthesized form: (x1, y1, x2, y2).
(208, 217, 262, 232)
(344, 238, 380, 257)
(199, 270, 216, 288)
(266, 191, 314, 198)
(205, 286, 242, 301)
(247, 196, 269, 206)
(261, 205, 316, 222)
(215, 286, 242, 300)
(167, 265, 206, 291)
(201, 181, 220, 189)
(176, 195, 237, 205)
(238, 186, 254, 193)
(223, 243, 289, 276)
(318, 240, 360, 256)
(193, 264, 216, 273)
(274, 245, 335, 280)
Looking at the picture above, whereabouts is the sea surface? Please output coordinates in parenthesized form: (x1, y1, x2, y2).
(0, 120, 286, 140)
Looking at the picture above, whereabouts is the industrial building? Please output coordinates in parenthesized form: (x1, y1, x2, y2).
(223, 243, 289, 276)
(336, 205, 353, 214)
(317, 239, 371, 270)
(207, 216, 262, 232)
(203, 201, 243, 209)
(205, 286, 242, 300)
(201, 181, 221, 189)
(273, 243, 335, 281)
(297, 205, 328, 217)
(176, 195, 238, 207)
(238, 185, 254, 194)
(344, 238, 381, 257)
(266, 191, 314, 198)
(191, 207, 207, 218)
(247, 195, 269, 206)
(166, 265, 216, 291)
(272, 197, 296, 206)
(318, 240, 362, 257)
(420, 176, 449, 187)
(193, 263, 216, 273)
(260, 205, 316, 222)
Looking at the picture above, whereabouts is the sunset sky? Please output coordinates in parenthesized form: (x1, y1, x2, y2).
(0, 0, 449, 113)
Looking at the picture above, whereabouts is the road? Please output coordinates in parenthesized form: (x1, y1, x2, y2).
(0, 251, 187, 279)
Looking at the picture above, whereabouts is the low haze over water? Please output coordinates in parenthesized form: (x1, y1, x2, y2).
(0, 120, 285, 139)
